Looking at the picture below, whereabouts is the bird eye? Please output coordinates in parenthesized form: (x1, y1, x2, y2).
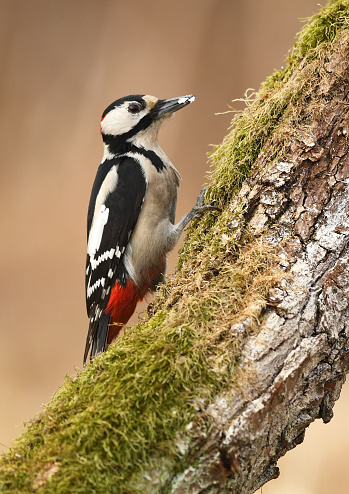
(128, 102, 142, 114)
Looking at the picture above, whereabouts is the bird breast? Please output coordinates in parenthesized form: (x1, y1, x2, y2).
(123, 151, 179, 289)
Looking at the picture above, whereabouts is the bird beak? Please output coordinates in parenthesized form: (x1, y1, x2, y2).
(154, 95, 196, 118)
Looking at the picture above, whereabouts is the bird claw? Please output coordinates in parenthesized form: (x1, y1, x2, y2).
(193, 188, 221, 218)
(196, 187, 208, 208)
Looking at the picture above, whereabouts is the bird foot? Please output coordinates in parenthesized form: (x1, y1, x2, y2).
(191, 187, 221, 219)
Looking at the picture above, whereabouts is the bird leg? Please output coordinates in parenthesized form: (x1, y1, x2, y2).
(169, 187, 220, 248)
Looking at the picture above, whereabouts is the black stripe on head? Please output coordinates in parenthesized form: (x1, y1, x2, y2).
(102, 113, 153, 154)
(101, 95, 146, 120)
(101, 95, 165, 171)
(102, 95, 158, 156)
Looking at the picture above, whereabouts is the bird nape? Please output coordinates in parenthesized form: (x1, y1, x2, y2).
(84, 94, 216, 363)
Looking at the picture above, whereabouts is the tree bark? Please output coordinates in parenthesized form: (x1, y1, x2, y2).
(168, 22, 349, 493)
(170, 30, 349, 493)
(2, 3, 349, 493)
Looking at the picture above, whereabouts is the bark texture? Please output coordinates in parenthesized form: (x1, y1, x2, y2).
(169, 30, 349, 494)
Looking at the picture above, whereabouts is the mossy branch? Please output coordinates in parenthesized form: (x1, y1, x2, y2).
(2, 1, 349, 493)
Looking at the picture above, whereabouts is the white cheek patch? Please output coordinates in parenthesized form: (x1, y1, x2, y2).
(101, 104, 146, 136)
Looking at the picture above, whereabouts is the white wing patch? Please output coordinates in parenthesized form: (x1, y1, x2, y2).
(87, 165, 119, 261)
(87, 204, 109, 257)
(90, 165, 118, 235)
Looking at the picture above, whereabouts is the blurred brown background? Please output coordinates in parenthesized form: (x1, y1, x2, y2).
(1, 1, 348, 492)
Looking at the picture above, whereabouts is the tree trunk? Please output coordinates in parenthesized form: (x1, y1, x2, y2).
(169, 8, 349, 492)
(2, 2, 349, 493)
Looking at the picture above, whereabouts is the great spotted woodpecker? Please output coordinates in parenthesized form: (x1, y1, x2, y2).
(84, 94, 215, 363)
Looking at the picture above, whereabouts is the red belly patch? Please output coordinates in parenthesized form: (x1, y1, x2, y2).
(105, 279, 140, 343)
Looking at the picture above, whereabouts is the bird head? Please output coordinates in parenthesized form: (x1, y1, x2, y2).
(100, 94, 195, 154)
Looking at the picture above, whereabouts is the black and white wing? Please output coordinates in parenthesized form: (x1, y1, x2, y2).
(84, 156, 147, 362)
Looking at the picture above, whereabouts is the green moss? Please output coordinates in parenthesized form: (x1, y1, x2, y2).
(0, 236, 280, 493)
(205, 0, 349, 208)
(2, 1, 349, 492)
(295, 0, 349, 57)
(1, 306, 239, 493)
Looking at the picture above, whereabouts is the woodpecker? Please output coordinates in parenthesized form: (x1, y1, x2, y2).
(84, 94, 215, 363)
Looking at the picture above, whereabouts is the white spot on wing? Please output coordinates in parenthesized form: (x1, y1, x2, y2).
(89, 247, 116, 270)
(87, 277, 103, 298)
